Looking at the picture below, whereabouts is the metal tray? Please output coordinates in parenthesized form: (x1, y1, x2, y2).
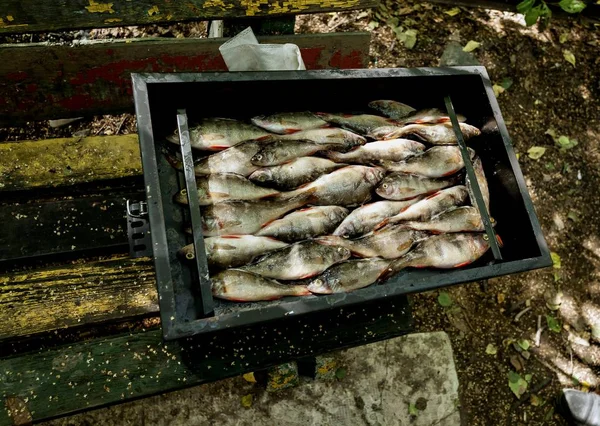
(132, 67, 552, 340)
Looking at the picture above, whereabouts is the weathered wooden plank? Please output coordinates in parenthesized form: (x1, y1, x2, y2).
(0, 294, 411, 424)
(0, 135, 141, 191)
(0, 257, 157, 340)
(0, 190, 144, 262)
(0, 33, 370, 124)
(0, 0, 376, 34)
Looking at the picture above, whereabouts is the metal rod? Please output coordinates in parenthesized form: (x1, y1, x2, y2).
(176, 109, 215, 317)
(444, 96, 503, 261)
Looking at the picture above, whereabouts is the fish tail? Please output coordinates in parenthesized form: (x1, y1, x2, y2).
(379, 255, 413, 281)
(291, 285, 312, 296)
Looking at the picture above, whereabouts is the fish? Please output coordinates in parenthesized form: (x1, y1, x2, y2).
(178, 235, 289, 269)
(318, 226, 428, 259)
(385, 233, 501, 276)
(466, 156, 490, 213)
(257, 206, 349, 242)
(276, 128, 366, 147)
(324, 139, 425, 164)
(251, 112, 329, 134)
(282, 165, 385, 206)
(251, 140, 348, 167)
(399, 206, 495, 233)
(333, 198, 423, 239)
(211, 269, 310, 302)
(385, 185, 469, 225)
(307, 259, 391, 294)
(368, 100, 416, 120)
(315, 113, 397, 135)
(397, 108, 466, 125)
(166, 118, 272, 151)
(240, 240, 351, 280)
(173, 173, 280, 206)
(193, 139, 267, 176)
(375, 173, 461, 201)
(249, 157, 347, 190)
(380, 146, 475, 178)
(376, 122, 481, 145)
(201, 192, 312, 236)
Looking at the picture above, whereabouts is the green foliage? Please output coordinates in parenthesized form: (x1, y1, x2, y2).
(438, 292, 453, 307)
(517, 0, 585, 27)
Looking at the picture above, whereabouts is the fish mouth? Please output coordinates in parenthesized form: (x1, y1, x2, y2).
(307, 279, 332, 294)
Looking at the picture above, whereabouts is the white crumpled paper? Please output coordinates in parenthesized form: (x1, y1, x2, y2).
(219, 26, 306, 71)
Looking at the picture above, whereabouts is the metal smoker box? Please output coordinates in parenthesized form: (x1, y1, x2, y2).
(132, 67, 552, 340)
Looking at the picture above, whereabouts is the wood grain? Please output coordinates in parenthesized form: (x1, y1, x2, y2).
(0, 33, 370, 124)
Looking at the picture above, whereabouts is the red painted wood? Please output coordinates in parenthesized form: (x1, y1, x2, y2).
(0, 33, 370, 125)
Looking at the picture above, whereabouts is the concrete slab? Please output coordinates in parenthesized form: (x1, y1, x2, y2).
(44, 332, 460, 426)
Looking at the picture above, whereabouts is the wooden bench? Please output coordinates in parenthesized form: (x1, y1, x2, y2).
(0, 3, 416, 424)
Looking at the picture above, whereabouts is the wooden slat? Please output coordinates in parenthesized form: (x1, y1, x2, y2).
(0, 135, 141, 192)
(0, 257, 157, 340)
(0, 0, 376, 34)
(0, 33, 370, 124)
(0, 295, 411, 425)
(0, 190, 143, 262)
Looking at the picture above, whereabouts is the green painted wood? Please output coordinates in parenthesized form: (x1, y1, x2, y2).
(0, 295, 411, 424)
(0, 33, 370, 125)
(0, 0, 377, 35)
(223, 16, 296, 37)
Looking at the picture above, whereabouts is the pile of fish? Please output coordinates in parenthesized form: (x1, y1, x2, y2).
(169, 100, 500, 302)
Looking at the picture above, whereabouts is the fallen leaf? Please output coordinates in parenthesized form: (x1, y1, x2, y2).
(556, 135, 578, 150)
(493, 84, 505, 97)
(463, 40, 481, 52)
(531, 394, 542, 406)
(545, 128, 557, 140)
(408, 403, 419, 416)
(527, 146, 546, 160)
(243, 372, 257, 383)
(497, 293, 506, 303)
(501, 77, 514, 90)
(399, 29, 418, 49)
(510, 354, 524, 371)
(508, 371, 528, 398)
(559, 32, 569, 43)
(335, 367, 347, 380)
(546, 314, 561, 333)
(551, 252, 561, 269)
(518, 339, 530, 351)
(486, 343, 498, 355)
(563, 50, 576, 66)
(525, 373, 533, 382)
(522, 350, 531, 360)
(567, 210, 579, 222)
(367, 21, 379, 30)
(356, 11, 369, 19)
(445, 7, 461, 15)
(438, 292, 453, 307)
(241, 394, 253, 408)
(545, 406, 555, 421)
(397, 6, 414, 15)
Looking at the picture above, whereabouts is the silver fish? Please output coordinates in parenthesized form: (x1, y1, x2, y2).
(201, 192, 312, 236)
(178, 235, 289, 269)
(307, 259, 391, 294)
(167, 118, 271, 151)
(397, 108, 466, 125)
(379, 122, 481, 145)
(251, 112, 328, 134)
(173, 173, 279, 206)
(240, 240, 351, 280)
(466, 156, 490, 213)
(400, 206, 495, 233)
(193, 139, 267, 176)
(380, 146, 475, 178)
(324, 139, 425, 164)
(276, 128, 366, 147)
(249, 157, 346, 188)
(282, 165, 385, 206)
(376, 173, 461, 201)
(319, 226, 428, 259)
(251, 140, 347, 167)
(211, 269, 310, 302)
(386, 185, 469, 225)
(333, 198, 423, 239)
(368, 100, 416, 120)
(316, 113, 397, 135)
(257, 206, 349, 242)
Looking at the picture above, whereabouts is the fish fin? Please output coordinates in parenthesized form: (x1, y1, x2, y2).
(294, 287, 312, 296)
(283, 128, 301, 134)
(259, 193, 281, 200)
(453, 261, 473, 268)
(221, 235, 242, 239)
(265, 236, 284, 242)
(208, 145, 231, 151)
(374, 218, 390, 231)
(256, 135, 273, 141)
(297, 207, 316, 212)
(496, 234, 504, 248)
(259, 219, 278, 229)
(425, 190, 442, 200)
(297, 273, 317, 279)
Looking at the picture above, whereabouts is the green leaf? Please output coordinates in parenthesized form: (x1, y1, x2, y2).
(518, 339, 530, 351)
(563, 50, 576, 66)
(508, 371, 528, 398)
(445, 7, 461, 15)
(517, 0, 535, 13)
(463, 40, 481, 52)
(408, 403, 419, 416)
(335, 367, 347, 380)
(367, 21, 379, 30)
(556, 135, 578, 150)
(545, 162, 555, 171)
(545, 128, 557, 140)
(524, 5, 542, 26)
(525, 373, 533, 383)
(559, 32, 569, 43)
(438, 292, 453, 307)
(501, 77, 514, 90)
(545, 406, 555, 421)
(559, 0, 587, 13)
(546, 315, 561, 333)
(241, 394, 253, 408)
(402, 29, 418, 49)
(493, 84, 505, 97)
(551, 252, 561, 269)
(527, 146, 546, 160)
(486, 344, 498, 355)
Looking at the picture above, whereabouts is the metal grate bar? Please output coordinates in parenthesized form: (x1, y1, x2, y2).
(444, 95, 503, 261)
(176, 109, 215, 317)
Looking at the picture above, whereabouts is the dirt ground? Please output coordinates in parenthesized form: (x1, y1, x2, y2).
(3, 2, 600, 425)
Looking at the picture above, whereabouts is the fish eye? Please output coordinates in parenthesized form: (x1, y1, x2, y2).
(382, 183, 388, 189)
(255, 154, 263, 160)
(185, 252, 194, 260)
(483, 234, 489, 241)
(180, 189, 187, 196)
(314, 279, 323, 286)
(343, 234, 350, 239)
